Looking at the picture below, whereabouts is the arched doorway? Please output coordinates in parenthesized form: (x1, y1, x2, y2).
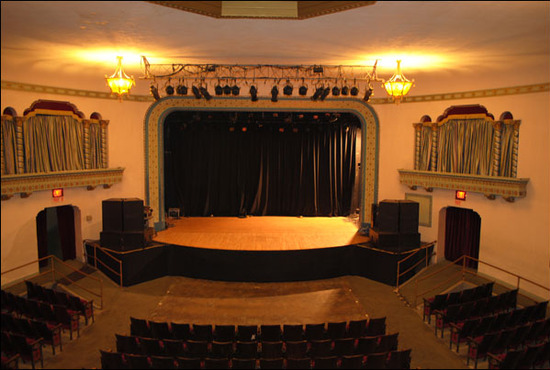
(443, 207, 481, 269)
(36, 205, 77, 266)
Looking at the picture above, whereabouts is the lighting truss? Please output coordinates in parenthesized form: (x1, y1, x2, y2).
(140, 56, 384, 101)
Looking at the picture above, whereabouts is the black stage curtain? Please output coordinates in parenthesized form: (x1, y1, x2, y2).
(444, 207, 480, 269)
(165, 111, 360, 217)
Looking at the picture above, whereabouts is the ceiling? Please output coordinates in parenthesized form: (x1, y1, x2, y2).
(1, 1, 549, 97)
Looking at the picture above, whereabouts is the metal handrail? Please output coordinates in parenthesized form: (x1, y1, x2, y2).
(1, 255, 104, 309)
(413, 254, 550, 306)
(395, 241, 436, 291)
(86, 241, 123, 287)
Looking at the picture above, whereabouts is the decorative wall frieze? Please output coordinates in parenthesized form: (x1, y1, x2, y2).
(398, 169, 529, 202)
(1, 168, 125, 200)
(2, 80, 548, 104)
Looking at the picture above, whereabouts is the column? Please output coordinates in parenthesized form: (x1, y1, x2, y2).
(100, 120, 109, 168)
(491, 121, 501, 176)
(430, 123, 438, 172)
(83, 120, 91, 170)
(16, 117, 24, 174)
(413, 123, 422, 170)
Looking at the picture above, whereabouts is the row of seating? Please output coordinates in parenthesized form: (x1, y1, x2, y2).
(433, 289, 521, 337)
(467, 328, 549, 369)
(1, 331, 43, 369)
(2, 312, 63, 355)
(114, 333, 400, 359)
(423, 282, 494, 323)
(449, 303, 549, 352)
(129, 317, 387, 342)
(1, 290, 80, 340)
(487, 340, 550, 369)
(25, 280, 94, 325)
(100, 349, 411, 369)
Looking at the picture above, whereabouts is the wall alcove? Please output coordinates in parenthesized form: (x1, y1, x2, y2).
(144, 97, 380, 232)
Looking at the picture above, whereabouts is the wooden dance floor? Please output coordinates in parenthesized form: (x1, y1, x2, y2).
(153, 216, 369, 251)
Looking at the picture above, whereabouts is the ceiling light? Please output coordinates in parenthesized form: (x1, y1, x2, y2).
(383, 60, 414, 102)
(106, 56, 135, 101)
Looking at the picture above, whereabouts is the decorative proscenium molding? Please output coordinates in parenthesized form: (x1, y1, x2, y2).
(1, 168, 125, 200)
(398, 169, 529, 202)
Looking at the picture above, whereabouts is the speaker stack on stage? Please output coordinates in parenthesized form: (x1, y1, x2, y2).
(100, 198, 145, 251)
(370, 199, 420, 251)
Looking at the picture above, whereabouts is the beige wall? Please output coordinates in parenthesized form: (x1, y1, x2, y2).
(2, 88, 549, 299)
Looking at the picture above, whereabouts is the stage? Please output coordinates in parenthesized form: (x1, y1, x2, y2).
(154, 216, 368, 250)
(86, 217, 433, 287)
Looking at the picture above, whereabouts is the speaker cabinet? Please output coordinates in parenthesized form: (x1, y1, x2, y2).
(102, 198, 144, 232)
(100, 231, 145, 251)
(369, 228, 399, 248)
(122, 198, 144, 232)
(399, 200, 419, 233)
(377, 200, 400, 232)
(102, 198, 123, 232)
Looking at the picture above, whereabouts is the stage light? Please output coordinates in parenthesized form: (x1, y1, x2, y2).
(456, 190, 467, 201)
(271, 85, 279, 102)
(350, 86, 359, 96)
(320, 87, 331, 101)
(363, 87, 373, 102)
(299, 85, 308, 96)
(150, 85, 160, 101)
(311, 86, 324, 101)
(232, 85, 240, 96)
(250, 85, 258, 101)
(200, 86, 212, 100)
(341, 86, 349, 96)
(192, 85, 201, 99)
(283, 81, 293, 96)
(215, 84, 223, 96)
(223, 84, 232, 95)
(165, 84, 174, 95)
(176, 84, 188, 95)
(332, 86, 340, 96)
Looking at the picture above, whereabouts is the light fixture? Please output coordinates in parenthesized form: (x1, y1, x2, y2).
(176, 83, 188, 95)
(271, 85, 279, 102)
(165, 84, 174, 95)
(383, 60, 414, 102)
(52, 188, 63, 199)
(105, 56, 135, 100)
(200, 86, 212, 100)
(250, 85, 258, 101)
(140, 57, 415, 103)
(150, 84, 160, 101)
(363, 87, 373, 102)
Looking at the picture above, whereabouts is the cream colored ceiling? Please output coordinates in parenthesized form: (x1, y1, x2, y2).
(1, 1, 549, 97)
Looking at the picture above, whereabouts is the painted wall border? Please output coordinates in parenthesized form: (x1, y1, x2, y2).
(143, 97, 379, 232)
(3, 80, 548, 104)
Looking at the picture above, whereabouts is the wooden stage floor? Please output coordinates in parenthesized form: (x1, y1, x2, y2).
(153, 216, 369, 251)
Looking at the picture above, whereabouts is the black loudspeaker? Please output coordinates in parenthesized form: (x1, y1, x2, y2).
(399, 200, 419, 233)
(377, 200, 400, 232)
(399, 232, 421, 249)
(369, 228, 399, 248)
(122, 198, 144, 232)
(100, 231, 145, 251)
(102, 198, 123, 232)
(100, 231, 123, 250)
(102, 198, 144, 232)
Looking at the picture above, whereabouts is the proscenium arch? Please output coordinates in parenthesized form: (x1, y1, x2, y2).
(144, 97, 379, 232)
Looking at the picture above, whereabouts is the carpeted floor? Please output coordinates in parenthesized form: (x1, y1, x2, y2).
(24, 273, 471, 369)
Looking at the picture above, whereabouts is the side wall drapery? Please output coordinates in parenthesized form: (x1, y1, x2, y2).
(1, 116, 18, 174)
(23, 115, 85, 173)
